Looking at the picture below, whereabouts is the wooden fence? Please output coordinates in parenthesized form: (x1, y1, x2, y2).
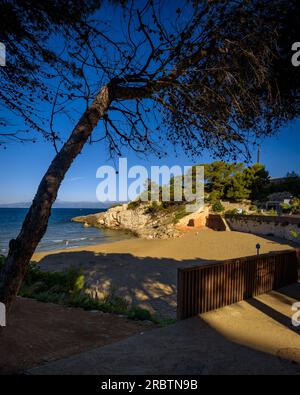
(177, 249, 299, 320)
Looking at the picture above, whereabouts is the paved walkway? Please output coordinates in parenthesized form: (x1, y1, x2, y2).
(28, 284, 300, 375)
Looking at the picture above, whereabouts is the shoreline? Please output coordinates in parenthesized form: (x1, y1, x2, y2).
(32, 229, 296, 264)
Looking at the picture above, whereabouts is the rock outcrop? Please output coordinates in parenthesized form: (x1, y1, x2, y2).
(72, 203, 183, 239)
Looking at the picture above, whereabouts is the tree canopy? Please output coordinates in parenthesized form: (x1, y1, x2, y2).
(203, 161, 269, 202)
(1, 0, 299, 158)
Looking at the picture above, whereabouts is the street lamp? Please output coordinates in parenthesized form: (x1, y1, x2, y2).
(256, 243, 261, 256)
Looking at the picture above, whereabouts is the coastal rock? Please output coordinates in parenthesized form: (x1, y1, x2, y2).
(72, 203, 182, 239)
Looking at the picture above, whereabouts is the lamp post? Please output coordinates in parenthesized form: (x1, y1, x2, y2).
(256, 243, 261, 256)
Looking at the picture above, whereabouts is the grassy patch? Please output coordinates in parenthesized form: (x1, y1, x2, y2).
(151, 315, 176, 326)
(173, 207, 190, 224)
(0, 257, 165, 323)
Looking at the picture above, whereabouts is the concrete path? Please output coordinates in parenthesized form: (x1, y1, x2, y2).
(28, 292, 300, 375)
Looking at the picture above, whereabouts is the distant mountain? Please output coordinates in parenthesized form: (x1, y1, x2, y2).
(0, 201, 127, 209)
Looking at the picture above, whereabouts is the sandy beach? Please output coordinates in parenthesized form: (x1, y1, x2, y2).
(33, 229, 295, 262)
(32, 229, 296, 317)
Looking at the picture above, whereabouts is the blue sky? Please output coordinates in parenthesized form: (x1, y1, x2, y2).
(0, 1, 299, 205)
(0, 117, 299, 204)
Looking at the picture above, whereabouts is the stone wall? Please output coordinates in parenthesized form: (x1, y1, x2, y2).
(175, 206, 209, 230)
(225, 215, 300, 243)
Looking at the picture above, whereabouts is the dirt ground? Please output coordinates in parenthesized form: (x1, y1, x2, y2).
(0, 297, 155, 375)
(27, 284, 300, 376)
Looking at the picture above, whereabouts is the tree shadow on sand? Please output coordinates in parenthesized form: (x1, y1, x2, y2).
(36, 234, 299, 319)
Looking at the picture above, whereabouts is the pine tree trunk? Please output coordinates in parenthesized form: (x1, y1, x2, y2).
(0, 84, 113, 313)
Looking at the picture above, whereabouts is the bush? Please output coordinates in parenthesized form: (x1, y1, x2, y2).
(291, 198, 300, 215)
(173, 207, 189, 224)
(144, 201, 160, 215)
(127, 306, 152, 321)
(280, 202, 292, 214)
(13, 262, 157, 322)
(102, 290, 129, 314)
(127, 199, 141, 210)
(0, 259, 175, 324)
(211, 200, 225, 213)
(290, 229, 299, 239)
(249, 204, 257, 211)
(225, 208, 238, 215)
(19, 264, 85, 301)
(208, 190, 220, 203)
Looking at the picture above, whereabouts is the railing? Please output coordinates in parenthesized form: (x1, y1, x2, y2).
(177, 249, 299, 320)
(225, 214, 300, 225)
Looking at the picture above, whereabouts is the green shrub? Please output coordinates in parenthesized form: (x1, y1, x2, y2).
(225, 208, 238, 215)
(18, 263, 143, 317)
(151, 315, 177, 326)
(290, 229, 299, 239)
(212, 200, 225, 212)
(173, 207, 189, 224)
(291, 198, 300, 215)
(208, 190, 221, 202)
(144, 201, 160, 215)
(68, 293, 104, 310)
(102, 290, 129, 314)
(65, 266, 85, 294)
(127, 306, 152, 321)
(161, 201, 172, 209)
(280, 202, 292, 213)
(249, 204, 257, 211)
(127, 199, 141, 210)
(1, 259, 163, 323)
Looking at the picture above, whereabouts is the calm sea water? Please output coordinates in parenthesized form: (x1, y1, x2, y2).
(0, 208, 132, 254)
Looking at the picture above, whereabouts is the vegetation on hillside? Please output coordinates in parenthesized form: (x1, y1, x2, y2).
(280, 198, 300, 215)
(202, 162, 270, 202)
(127, 163, 300, 216)
(0, 256, 171, 324)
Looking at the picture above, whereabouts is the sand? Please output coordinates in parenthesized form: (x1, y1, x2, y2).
(32, 229, 297, 318)
(34, 229, 295, 262)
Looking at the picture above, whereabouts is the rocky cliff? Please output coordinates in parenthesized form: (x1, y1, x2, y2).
(72, 203, 183, 239)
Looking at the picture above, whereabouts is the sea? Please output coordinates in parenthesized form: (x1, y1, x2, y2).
(0, 208, 132, 254)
